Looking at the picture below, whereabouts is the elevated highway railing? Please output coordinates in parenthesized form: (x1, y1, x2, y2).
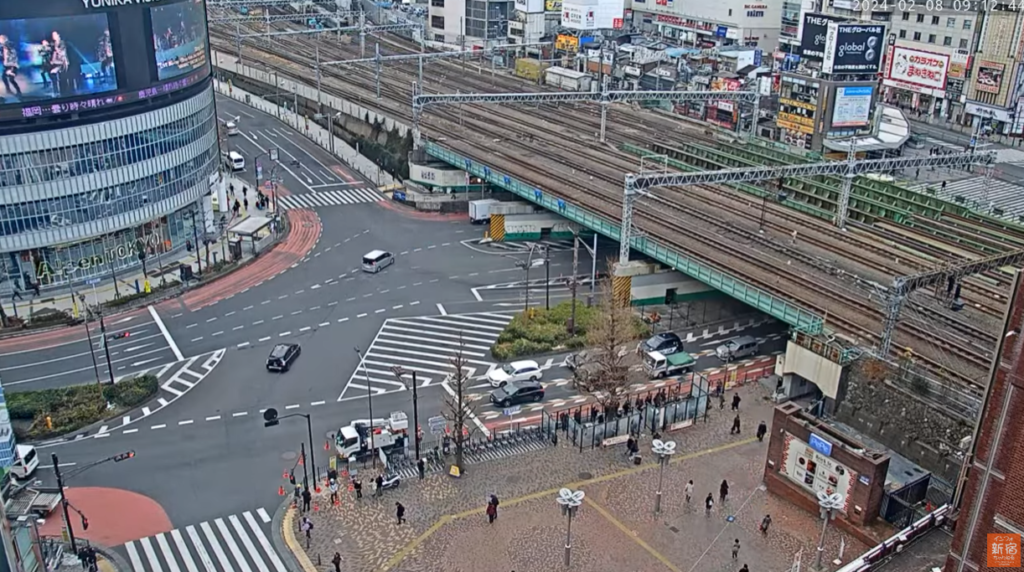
(424, 141, 826, 334)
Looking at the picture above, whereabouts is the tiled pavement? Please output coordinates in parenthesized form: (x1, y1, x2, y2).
(287, 383, 870, 572)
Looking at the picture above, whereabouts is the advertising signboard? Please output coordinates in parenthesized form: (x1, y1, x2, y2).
(822, 22, 885, 74)
(948, 49, 970, 79)
(832, 86, 873, 127)
(976, 61, 1005, 94)
(545, 0, 562, 11)
(781, 433, 855, 510)
(555, 33, 579, 51)
(799, 12, 845, 61)
(515, 0, 545, 12)
(561, 0, 623, 30)
(884, 45, 949, 95)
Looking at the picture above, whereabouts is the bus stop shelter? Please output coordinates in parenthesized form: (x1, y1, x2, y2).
(227, 215, 276, 259)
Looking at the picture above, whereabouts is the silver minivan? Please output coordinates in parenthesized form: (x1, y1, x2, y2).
(715, 335, 758, 361)
(362, 249, 395, 273)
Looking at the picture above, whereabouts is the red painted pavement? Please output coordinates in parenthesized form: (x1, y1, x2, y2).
(37, 487, 172, 547)
(182, 208, 322, 311)
(0, 307, 149, 354)
(329, 165, 358, 184)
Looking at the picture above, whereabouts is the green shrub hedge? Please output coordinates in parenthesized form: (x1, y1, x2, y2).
(106, 280, 181, 307)
(7, 374, 159, 439)
(491, 302, 599, 361)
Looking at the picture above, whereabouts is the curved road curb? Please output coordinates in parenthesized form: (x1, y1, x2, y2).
(272, 497, 318, 572)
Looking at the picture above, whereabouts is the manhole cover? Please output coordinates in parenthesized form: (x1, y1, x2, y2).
(669, 526, 680, 534)
(578, 472, 593, 480)
(282, 451, 298, 461)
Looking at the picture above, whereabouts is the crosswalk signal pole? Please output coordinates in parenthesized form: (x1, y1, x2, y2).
(99, 316, 115, 385)
(52, 453, 78, 554)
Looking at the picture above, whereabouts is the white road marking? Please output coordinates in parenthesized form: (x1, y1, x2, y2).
(436, 303, 447, 315)
(150, 306, 184, 361)
(179, 420, 194, 425)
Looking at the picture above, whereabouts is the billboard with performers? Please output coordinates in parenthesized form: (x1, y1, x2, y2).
(975, 61, 1004, 95)
(151, 0, 209, 81)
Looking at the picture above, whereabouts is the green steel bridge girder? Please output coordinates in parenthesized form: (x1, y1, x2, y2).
(423, 141, 826, 335)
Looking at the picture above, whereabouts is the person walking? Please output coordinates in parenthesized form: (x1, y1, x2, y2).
(375, 474, 384, 499)
(243, 197, 249, 212)
(329, 478, 339, 505)
(704, 493, 714, 516)
(353, 478, 363, 500)
(760, 514, 773, 536)
(486, 501, 497, 524)
(395, 502, 406, 524)
(300, 516, 313, 548)
(718, 392, 726, 410)
(731, 538, 741, 559)
(684, 480, 694, 503)
(332, 552, 342, 572)
(417, 458, 426, 479)
(490, 494, 500, 518)
(731, 414, 741, 435)
(719, 480, 729, 504)
(739, 565, 749, 572)
(301, 487, 312, 513)
(756, 421, 767, 442)
(731, 393, 741, 411)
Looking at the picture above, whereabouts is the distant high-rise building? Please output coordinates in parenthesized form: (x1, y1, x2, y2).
(945, 270, 1024, 572)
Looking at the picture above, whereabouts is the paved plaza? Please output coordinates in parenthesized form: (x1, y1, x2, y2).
(288, 384, 870, 572)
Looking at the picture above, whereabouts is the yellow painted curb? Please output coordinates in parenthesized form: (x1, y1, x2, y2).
(585, 497, 683, 572)
(282, 506, 318, 572)
(381, 437, 759, 571)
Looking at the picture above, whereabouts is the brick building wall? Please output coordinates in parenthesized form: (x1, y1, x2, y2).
(763, 403, 890, 533)
(945, 270, 1024, 572)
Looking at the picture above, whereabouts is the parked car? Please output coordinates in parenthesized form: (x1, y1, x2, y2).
(637, 332, 683, 356)
(490, 380, 545, 407)
(487, 360, 542, 387)
(267, 343, 301, 372)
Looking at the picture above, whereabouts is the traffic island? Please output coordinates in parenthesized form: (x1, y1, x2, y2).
(278, 384, 871, 572)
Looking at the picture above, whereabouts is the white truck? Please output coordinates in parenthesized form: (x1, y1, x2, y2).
(335, 411, 409, 460)
(468, 199, 500, 224)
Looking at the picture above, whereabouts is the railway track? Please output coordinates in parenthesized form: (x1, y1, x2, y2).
(207, 12, 1006, 391)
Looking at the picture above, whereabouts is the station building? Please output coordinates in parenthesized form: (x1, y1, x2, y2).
(0, 0, 218, 295)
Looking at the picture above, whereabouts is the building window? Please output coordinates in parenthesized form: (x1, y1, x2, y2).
(431, 0, 444, 5)
(943, 36, 952, 46)
(960, 38, 969, 49)
(963, 19, 972, 30)
(931, 15, 940, 25)
(431, 15, 444, 29)
(434, 34, 444, 42)
(913, 31, 921, 41)
(916, 13, 924, 23)
(899, 29, 907, 38)
(902, 12, 910, 20)
(928, 33, 936, 43)
(947, 17, 955, 27)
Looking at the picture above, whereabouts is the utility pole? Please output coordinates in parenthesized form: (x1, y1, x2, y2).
(52, 453, 77, 553)
(570, 233, 580, 335)
(99, 316, 116, 385)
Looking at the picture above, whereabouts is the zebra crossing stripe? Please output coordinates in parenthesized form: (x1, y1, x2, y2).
(126, 540, 146, 572)
(213, 518, 251, 572)
(140, 537, 165, 572)
(170, 529, 200, 572)
(243, 511, 289, 572)
(228, 515, 269, 572)
(199, 521, 235, 572)
(185, 525, 218, 572)
(156, 534, 181, 572)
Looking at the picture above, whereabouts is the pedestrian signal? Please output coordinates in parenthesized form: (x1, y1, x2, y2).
(112, 451, 135, 462)
(81, 516, 89, 531)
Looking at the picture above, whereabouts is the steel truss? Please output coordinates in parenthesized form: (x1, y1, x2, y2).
(209, 12, 358, 23)
(616, 149, 1000, 357)
(412, 90, 759, 144)
(237, 21, 421, 39)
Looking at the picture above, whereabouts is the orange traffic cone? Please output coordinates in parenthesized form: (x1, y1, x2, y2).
(298, 456, 304, 466)
(341, 469, 349, 478)
(347, 483, 354, 492)
(282, 471, 290, 479)
(324, 440, 330, 451)
(315, 485, 322, 493)
(313, 503, 320, 512)
(278, 486, 285, 496)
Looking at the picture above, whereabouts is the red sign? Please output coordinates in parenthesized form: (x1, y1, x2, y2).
(613, 18, 623, 29)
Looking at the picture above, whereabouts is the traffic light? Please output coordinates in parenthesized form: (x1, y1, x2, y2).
(81, 515, 89, 531)
(112, 451, 135, 462)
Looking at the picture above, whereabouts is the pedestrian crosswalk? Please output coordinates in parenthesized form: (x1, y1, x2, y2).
(340, 312, 513, 399)
(118, 508, 286, 572)
(388, 435, 552, 479)
(278, 189, 382, 210)
(463, 238, 578, 253)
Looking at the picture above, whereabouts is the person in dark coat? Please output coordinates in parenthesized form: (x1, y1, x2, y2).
(756, 421, 768, 442)
(731, 414, 741, 435)
(395, 502, 406, 524)
(719, 480, 729, 504)
(731, 393, 741, 411)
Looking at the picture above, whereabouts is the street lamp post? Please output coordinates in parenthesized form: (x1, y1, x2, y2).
(263, 408, 319, 489)
(651, 439, 677, 514)
(354, 347, 377, 467)
(814, 491, 845, 571)
(390, 365, 421, 461)
(556, 488, 584, 567)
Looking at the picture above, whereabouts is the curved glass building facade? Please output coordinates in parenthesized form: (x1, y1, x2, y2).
(0, 82, 219, 290)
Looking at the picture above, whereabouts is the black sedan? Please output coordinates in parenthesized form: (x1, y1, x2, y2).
(490, 381, 545, 408)
(266, 343, 301, 372)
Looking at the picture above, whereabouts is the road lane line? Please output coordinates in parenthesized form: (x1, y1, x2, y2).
(311, 401, 326, 406)
(179, 420, 194, 425)
(150, 306, 184, 361)
(436, 303, 447, 315)
(237, 342, 250, 348)
(206, 416, 221, 421)
(123, 429, 138, 434)
(259, 337, 271, 342)
(285, 404, 299, 409)
(357, 313, 367, 318)
(279, 331, 291, 337)
(151, 424, 167, 430)
(233, 412, 248, 417)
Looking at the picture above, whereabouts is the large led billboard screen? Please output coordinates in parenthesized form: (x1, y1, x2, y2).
(0, 0, 211, 123)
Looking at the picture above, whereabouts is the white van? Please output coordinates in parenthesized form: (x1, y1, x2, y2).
(225, 121, 240, 136)
(228, 151, 245, 172)
(362, 250, 395, 273)
(11, 445, 39, 480)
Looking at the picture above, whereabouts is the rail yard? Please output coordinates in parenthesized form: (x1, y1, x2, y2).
(208, 4, 1024, 415)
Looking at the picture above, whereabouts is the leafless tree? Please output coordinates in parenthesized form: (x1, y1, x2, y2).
(442, 334, 479, 473)
(572, 277, 644, 412)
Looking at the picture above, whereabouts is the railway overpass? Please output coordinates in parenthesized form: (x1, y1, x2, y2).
(206, 6, 1023, 418)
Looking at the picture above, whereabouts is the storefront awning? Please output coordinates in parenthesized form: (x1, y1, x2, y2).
(228, 216, 273, 237)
